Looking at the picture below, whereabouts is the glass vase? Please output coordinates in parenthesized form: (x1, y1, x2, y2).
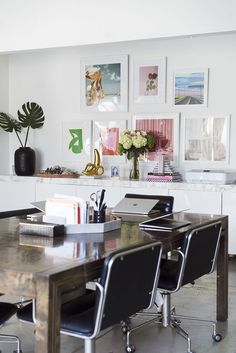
(129, 155, 139, 180)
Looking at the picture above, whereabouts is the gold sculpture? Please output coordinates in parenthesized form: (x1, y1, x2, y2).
(82, 149, 104, 176)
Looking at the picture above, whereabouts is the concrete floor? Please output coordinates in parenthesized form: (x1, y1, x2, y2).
(1, 257, 236, 353)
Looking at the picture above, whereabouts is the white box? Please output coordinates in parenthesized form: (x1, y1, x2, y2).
(185, 169, 236, 184)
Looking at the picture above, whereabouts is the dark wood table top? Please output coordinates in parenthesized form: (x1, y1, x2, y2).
(0, 212, 226, 276)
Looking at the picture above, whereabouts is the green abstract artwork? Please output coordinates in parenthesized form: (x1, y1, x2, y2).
(68, 128, 83, 154)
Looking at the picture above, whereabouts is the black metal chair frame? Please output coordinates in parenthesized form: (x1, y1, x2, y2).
(135, 221, 223, 353)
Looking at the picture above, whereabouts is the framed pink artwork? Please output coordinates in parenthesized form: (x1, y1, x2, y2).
(133, 57, 166, 104)
(93, 119, 127, 162)
(133, 113, 179, 165)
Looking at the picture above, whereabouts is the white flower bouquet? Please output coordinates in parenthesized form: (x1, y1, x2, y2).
(118, 129, 155, 160)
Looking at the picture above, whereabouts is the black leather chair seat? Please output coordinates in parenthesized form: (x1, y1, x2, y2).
(0, 303, 18, 325)
(17, 290, 96, 335)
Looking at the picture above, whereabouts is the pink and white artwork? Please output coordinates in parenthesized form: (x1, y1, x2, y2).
(133, 57, 166, 104)
(134, 113, 179, 164)
(139, 66, 158, 96)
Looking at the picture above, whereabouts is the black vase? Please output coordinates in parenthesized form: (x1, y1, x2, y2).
(14, 147, 35, 176)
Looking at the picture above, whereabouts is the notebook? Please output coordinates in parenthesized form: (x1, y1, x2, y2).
(112, 198, 159, 215)
(139, 217, 192, 231)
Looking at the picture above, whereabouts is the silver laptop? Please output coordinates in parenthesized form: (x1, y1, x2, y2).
(31, 201, 46, 212)
(112, 198, 159, 216)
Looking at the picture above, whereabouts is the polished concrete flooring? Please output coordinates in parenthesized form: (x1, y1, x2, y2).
(1, 257, 236, 353)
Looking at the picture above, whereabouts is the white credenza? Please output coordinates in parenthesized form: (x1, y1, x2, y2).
(0, 175, 235, 253)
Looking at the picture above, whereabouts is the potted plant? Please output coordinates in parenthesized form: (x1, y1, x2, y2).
(0, 102, 45, 176)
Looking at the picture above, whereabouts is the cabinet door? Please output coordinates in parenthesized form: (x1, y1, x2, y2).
(169, 189, 222, 214)
(0, 181, 35, 211)
(35, 183, 76, 200)
(222, 190, 236, 255)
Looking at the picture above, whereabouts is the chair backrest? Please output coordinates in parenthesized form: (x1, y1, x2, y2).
(124, 194, 174, 213)
(94, 241, 162, 331)
(180, 221, 222, 287)
(0, 208, 39, 219)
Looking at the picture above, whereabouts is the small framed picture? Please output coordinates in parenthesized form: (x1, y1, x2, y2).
(80, 55, 128, 112)
(111, 165, 120, 179)
(133, 56, 166, 104)
(173, 68, 209, 107)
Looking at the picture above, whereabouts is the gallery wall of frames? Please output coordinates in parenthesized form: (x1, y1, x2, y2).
(5, 32, 236, 178)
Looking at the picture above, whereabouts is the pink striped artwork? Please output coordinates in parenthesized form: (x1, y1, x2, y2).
(135, 118, 174, 161)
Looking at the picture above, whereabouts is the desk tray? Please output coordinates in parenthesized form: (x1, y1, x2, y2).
(65, 219, 121, 234)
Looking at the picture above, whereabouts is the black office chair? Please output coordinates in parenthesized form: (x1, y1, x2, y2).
(0, 301, 22, 353)
(146, 221, 223, 353)
(0, 208, 39, 219)
(124, 194, 174, 213)
(17, 241, 163, 353)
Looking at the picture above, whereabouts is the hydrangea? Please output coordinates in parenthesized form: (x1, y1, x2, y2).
(118, 129, 155, 160)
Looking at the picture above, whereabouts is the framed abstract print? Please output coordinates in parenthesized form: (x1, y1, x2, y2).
(93, 119, 127, 163)
(182, 115, 230, 163)
(61, 120, 91, 162)
(80, 55, 128, 112)
(133, 113, 179, 165)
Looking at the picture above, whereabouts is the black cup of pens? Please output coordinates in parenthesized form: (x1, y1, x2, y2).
(94, 209, 106, 223)
(90, 189, 107, 223)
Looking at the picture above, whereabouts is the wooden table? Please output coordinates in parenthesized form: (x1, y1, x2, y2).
(0, 212, 228, 353)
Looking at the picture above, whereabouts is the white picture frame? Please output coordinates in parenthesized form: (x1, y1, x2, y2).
(133, 113, 180, 165)
(93, 118, 127, 163)
(133, 56, 166, 104)
(173, 68, 209, 107)
(182, 114, 230, 164)
(80, 55, 128, 112)
(61, 120, 92, 163)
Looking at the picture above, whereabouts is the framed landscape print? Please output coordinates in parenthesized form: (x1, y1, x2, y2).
(80, 55, 128, 112)
(61, 120, 91, 162)
(174, 68, 208, 106)
(182, 115, 230, 163)
(93, 119, 127, 162)
(133, 113, 179, 164)
(133, 57, 166, 104)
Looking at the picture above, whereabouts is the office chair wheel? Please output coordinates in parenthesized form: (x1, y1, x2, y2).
(212, 333, 222, 342)
(126, 344, 136, 353)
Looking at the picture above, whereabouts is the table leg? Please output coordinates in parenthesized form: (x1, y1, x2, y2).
(216, 219, 228, 321)
(35, 274, 61, 353)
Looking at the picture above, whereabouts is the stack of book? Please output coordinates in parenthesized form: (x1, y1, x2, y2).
(146, 154, 182, 183)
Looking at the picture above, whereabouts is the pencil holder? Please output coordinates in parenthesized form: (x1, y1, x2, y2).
(94, 209, 106, 223)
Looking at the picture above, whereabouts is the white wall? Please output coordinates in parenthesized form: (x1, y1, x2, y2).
(8, 32, 236, 177)
(1, 0, 236, 53)
(0, 55, 9, 174)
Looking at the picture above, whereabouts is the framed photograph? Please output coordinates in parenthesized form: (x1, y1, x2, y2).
(61, 120, 91, 162)
(111, 165, 120, 179)
(133, 113, 179, 164)
(93, 119, 127, 163)
(173, 68, 208, 106)
(133, 57, 166, 104)
(182, 115, 230, 163)
(80, 55, 128, 112)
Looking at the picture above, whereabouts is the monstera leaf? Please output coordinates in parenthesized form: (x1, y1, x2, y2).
(0, 113, 22, 133)
(17, 102, 45, 129)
